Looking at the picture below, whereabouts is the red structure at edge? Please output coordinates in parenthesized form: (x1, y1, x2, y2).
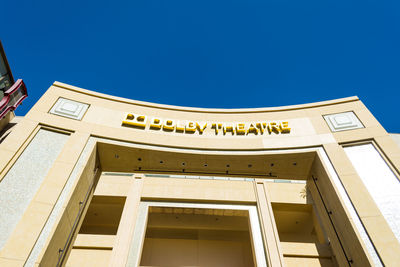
(0, 79, 28, 119)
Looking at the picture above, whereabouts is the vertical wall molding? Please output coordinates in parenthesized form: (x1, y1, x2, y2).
(254, 180, 285, 267)
(109, 174, 144, 267)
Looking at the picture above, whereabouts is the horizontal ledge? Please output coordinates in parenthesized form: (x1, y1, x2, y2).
(72, 246, 112, 250)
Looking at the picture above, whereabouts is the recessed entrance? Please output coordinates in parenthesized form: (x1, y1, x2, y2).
(37, 138, 376, 267)
(127, 202, 267, 267)
(140, 207, 255, 267)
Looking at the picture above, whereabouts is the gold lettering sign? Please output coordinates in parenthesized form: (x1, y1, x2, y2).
(122, 114, 291, 135)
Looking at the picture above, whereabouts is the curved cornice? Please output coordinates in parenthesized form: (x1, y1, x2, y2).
(53, 81, 359, 114)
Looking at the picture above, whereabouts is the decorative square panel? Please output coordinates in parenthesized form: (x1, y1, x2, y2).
(323, 111, 364, 132)
(49, 98, 89, 120)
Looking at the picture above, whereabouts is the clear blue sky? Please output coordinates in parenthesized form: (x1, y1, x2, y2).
(3, 0, 400, 132)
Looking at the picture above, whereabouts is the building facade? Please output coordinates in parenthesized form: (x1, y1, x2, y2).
(0, 82, 400, 266)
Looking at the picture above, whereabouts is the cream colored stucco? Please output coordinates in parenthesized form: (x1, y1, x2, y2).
(0, 82, 399, 266)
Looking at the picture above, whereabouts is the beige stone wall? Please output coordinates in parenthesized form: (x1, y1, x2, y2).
(0, 81, 399, 266)
(390, 133, 400, 148)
